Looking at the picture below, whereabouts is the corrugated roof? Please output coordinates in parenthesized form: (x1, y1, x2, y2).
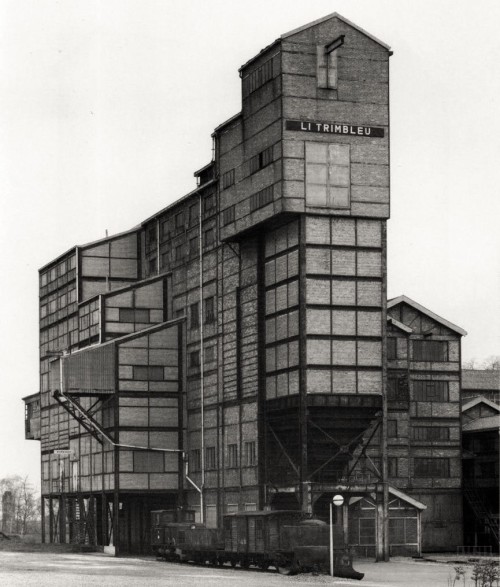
(462, 414, 500, 433)
(462, 369, 500, 391)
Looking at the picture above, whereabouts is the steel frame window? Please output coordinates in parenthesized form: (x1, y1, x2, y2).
(305, 142, 350, 208)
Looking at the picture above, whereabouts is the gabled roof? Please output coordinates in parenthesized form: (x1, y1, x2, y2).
(462, 396, 500, 414)
(240, 13, 391, 74)
(281, 12, 391, 51)
(350, 486, 426, 510)
(388, 295, 467, 337)
(387, 316, 413, 334)
(389, 486, 427, 510)
(462, 397, 500, 433)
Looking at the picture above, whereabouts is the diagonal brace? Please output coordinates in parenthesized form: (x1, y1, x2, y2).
(268, 423, 300, 476)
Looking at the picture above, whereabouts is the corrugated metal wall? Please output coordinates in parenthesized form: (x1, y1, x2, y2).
(64, 344, 115, 393)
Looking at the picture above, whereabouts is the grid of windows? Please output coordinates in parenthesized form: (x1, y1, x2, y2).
(306, 142, 350, 208)
(189, 350, 200, 368)
(227, 444, 238, 468)
(189, 236, 199, 257)
(413, 340, 448, 362)
(190, 302, 199, 329)
(249, 145, 274, 174)
(40, 255, 77, 296)
(189, 203, 199, 225)
(359, 518, 376, 545)
(79, 299, 99, 341)
(148, 257, 157, 274)
(161, 220, 170, 240)
(40, 286, 77, 323)
(161, 251, 170, 268)
(222, 169, 235, 189)
(244, 441, 256, 466)
(204, 228, 215, 247)
(413, 380, 449, 402)
(413, 426, 450, 441)
(175, 212, 184, 229)
(205, 446, 216, 470)
(204, 296, 215, 324)
(245, 58, 273, 94)
(222, 205, 235, 225)
(250, 185, 274, 212)
(174, 244, 184, 262)
(190, 449, 201, 471)
(317, 45, 338, 89)
(414, 458, 450, 477)
(205, 345, 215, 363)
(387, 375, 409, 401)
(203, 194, 215, 213)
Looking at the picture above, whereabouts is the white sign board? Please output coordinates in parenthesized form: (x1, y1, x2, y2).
(54, 449, 73, 455)
(332, 494, 344, 506)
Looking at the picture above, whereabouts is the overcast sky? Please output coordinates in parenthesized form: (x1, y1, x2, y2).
(0, 0, 498, 484)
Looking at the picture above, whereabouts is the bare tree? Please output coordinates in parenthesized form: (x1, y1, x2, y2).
(482, 355, 500, 370)
(462, 356, 500, 370)
(462, 358, 478, 369)
(0, 475, 40, 536)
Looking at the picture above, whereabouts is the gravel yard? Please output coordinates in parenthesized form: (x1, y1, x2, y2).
(0, 550, 490, 587)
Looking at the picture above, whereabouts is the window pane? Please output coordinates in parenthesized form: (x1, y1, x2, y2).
(306, 142, 328, 163)
(330, 165, 350, 186)
(329, 144, 349, 165)
(328, 187, 349, 208)
(307, 184, 328, 207)
(307, 164, 327, 184)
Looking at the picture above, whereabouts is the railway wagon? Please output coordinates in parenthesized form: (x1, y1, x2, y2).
(152, 509, 364, 578)
(150, 509, 197, 559)
(221, 511, 362, 577)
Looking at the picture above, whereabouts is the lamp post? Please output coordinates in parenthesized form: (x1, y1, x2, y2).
(330, 494, 344, 578)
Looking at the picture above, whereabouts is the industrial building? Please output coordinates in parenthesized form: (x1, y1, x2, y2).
(461, 371, 499, 551)
(24, 13, 478, 557)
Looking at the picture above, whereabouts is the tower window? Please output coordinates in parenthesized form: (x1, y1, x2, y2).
(305, 142, 350, 208)
(317, 36, 343, 89)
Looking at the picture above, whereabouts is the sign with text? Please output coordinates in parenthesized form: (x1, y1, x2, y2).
(286, 119, 384, 138)
(53, 449, 73, 455)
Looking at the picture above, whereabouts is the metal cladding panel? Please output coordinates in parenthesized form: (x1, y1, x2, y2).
(64, 344, 115, 393)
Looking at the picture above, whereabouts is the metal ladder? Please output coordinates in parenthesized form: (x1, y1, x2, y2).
(464, 485, 499, 545)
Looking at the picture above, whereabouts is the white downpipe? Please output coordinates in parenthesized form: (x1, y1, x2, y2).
(198, 193, 205, 524)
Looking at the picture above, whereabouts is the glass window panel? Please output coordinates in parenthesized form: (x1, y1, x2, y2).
(329, 143, 350, 165)
(306, 142, 328, 163)
(307, 184, 328, 207)
(307, 164, 328, 185)
(330, 165, 350, 186)
(328, 187, 350, 208)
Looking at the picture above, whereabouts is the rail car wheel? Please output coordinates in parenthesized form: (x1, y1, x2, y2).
(241, 559, 250, 569)
(230, 559, 237, 568)
(277, 560, 298, 576)
(258, 561, 269, 571)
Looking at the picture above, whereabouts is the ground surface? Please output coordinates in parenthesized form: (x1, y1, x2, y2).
(0, 551, 492, 587)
